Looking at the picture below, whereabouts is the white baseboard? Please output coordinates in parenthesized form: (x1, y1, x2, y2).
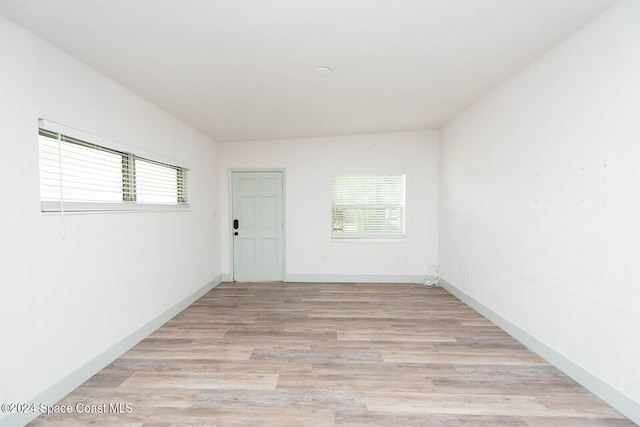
(438, 278, 639, 425)
(284, 273, 425, 284)
(222, 273, 424, 284)
(1, 276, 222, 427)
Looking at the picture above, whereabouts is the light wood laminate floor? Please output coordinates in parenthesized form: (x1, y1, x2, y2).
(30, 282, 633, 426)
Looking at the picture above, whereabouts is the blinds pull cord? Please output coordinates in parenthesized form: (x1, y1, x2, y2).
(57, 132, 65, 240)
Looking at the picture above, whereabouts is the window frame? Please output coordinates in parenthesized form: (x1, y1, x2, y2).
(331, 174, 406, 240)
(38, 120, 189, 213)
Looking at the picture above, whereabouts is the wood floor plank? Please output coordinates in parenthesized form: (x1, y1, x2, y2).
(364, 391, 550, 417)
(193, 389, 367, 412)
(28, 282, 634, 426)
(277, 372, 437, 393)
(334, 411, 530, 426)
(381, 348, 549, 365)
(524, 417, 637, 426)
(146, 407, 336, 427)
(46, 387, 200, 410)
(337, 329, 457, 342)
(167, 359, 313, 376)
(119, 344, 255, 361)
(120, 372, 279, 390)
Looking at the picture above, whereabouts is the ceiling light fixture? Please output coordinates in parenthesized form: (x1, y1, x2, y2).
(314, 66, 332, 77)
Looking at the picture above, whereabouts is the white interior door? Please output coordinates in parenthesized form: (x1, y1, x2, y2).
(232, 171, 284, 281)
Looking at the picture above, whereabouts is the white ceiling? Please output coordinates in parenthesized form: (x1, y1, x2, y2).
(0, 0, 619, 142)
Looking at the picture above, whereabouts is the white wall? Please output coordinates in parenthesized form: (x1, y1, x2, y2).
(0, 14, 220, 421)
(219, 131, 439, 282)
(440, 0, 640, 412)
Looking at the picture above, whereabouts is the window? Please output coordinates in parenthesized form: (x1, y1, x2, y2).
(38, 121, 189, 212)
(332, 174, 405, 239)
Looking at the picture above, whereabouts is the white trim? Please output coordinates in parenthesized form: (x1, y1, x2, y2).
(331, 237, 407, 243)
(438, 278, 639, 425)
(284, 274, 425, 284)
(0, 276, 223, 427)
(227, 170, 234, 281)
(331, 234, 406, 240)
(41, 201, 190, 213)
(41, 206, 191, 216)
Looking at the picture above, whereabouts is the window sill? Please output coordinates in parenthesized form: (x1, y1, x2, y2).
(41, 203, 191, 215)
(332, 237, 406, 243)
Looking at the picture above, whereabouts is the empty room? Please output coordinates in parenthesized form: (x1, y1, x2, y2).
(1, 0, 638, 425)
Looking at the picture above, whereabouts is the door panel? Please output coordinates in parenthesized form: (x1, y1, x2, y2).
(238, 239, 256, 269)
(232, 171, 284, 281)
(261, 239, 278, 269)
(261, 196, 277, 228)
(239, 197, 256, 228)
(260, 177, 278, 191)
(238, 177, 255, 191)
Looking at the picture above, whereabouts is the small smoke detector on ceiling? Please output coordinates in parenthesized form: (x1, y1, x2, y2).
(314, 66, 332, 77)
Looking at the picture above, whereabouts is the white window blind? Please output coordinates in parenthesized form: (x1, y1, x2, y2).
(332, 174, 406, 239)
(135, 158, 182, 204)
(38, 124, 189, 212)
